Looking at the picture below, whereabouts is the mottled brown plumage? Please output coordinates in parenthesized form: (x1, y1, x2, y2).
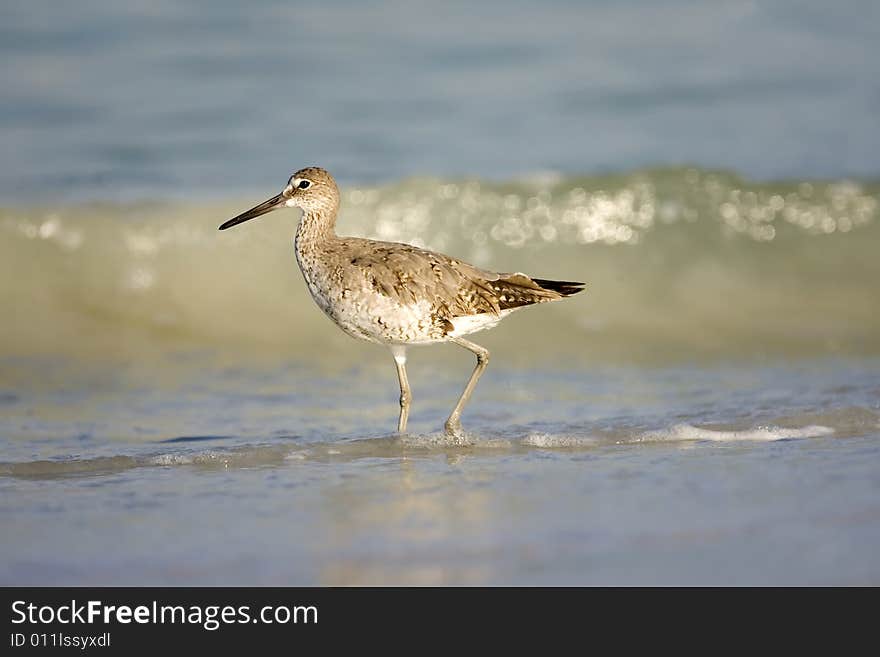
(220, 167, 584, 435)
(326, 238, 577, 334)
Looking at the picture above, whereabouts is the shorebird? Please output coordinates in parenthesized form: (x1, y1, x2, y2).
(219, 167, 584, 435)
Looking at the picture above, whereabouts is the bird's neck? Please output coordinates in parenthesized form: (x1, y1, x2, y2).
(295, 208, 337, 248)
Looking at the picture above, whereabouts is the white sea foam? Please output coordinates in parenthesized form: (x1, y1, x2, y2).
(522, 433, 600, 448)
(397, 433, 478, 448)
(639, 423, 835, 443)
(0, 421, 850, 482)
(148, 452, 220, 466)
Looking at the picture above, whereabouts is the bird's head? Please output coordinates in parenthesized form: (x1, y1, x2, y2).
(219, 166, 339, 230)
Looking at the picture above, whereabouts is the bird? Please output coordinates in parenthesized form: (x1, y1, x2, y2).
(219, 167, 584, 435)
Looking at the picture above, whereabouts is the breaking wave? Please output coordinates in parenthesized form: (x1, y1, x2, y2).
(2, 167, 878, 363)
(4, 408, 871, 479)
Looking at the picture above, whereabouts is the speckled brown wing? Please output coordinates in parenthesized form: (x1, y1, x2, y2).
(337, 238, 584, 328)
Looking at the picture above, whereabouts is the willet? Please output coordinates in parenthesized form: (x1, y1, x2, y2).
(219, 167, 584, 435)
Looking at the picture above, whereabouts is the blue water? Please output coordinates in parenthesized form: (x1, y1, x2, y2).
(1, 0, 878, 201)
(2, 357, 880, 585)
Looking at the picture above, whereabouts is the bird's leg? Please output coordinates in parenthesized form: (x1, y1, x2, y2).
(391, 346, 411, 433)
(444, 337, 490, 436)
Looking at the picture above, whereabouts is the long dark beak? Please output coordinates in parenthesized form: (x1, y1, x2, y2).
(219, 193, 286, 230)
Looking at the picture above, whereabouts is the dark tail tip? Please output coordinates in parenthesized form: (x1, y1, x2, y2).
(532, 278, 586, 296)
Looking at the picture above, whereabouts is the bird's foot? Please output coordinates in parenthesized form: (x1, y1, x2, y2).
(444, 418, 463, 437)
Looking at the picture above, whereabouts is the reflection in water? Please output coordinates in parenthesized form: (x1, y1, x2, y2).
(318, 457, 496, 585)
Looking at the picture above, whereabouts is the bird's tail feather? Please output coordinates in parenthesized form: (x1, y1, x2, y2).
(481, 273, 585, 312)
(530, 278, 586, 297)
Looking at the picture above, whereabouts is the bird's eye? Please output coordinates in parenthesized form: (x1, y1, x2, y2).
(298, 180, 311, 190)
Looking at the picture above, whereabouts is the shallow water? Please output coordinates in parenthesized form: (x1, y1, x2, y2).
(2, 352, 879, 585)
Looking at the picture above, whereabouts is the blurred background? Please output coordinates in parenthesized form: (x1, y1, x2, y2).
(1, 1, 879, 585)
(2, 0, 878, 200)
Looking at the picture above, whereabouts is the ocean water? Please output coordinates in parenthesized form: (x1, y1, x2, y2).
(2, 0, 879, 200)
(2, 1, 880, 585)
